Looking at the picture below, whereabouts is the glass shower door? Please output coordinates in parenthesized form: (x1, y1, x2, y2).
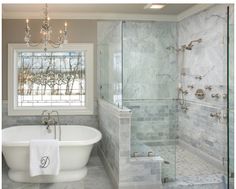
(122, 21, 178, 182)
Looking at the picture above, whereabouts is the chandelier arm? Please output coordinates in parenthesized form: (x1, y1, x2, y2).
(48, 40, 63, 48)
(27, 39, 44, 47)
(27, 43, 41, 47)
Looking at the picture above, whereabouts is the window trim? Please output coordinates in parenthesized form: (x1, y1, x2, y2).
(8, 43, 94, 116)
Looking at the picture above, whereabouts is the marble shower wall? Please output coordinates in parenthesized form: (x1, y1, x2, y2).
(177, 5, 229, 167)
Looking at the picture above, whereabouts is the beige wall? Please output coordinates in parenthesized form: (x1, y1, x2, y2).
(2, 19, 97, 100)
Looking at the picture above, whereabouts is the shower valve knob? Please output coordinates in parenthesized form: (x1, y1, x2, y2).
(205, 85, 212, 90)
(187, 85, 194, 89)
(210, 112, 221, 119)
(195, 75, 202, 80)
(211, 93, 220, 98)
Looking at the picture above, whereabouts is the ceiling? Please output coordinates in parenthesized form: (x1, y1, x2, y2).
(3, 4, 195, 15)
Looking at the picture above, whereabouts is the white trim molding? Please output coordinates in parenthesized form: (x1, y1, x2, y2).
(8, 43, 94, 116)
(3, 12, 177, 22)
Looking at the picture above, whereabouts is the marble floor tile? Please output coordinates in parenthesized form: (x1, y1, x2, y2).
(176, 145, 223, 177)
(3, 156, 113, 189)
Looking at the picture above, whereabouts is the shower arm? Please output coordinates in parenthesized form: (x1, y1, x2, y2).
(186, 38, 202, 49)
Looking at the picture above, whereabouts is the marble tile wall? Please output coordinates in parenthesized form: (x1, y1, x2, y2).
(2, 101, 98, 129)
(98, 99, 163, 189)
(123, 100, 177, 156)
(177, 4, 229, 167)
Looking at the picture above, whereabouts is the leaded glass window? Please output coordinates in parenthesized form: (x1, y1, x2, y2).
(17, 51, 86, 107)
(8, 44, 94, 115)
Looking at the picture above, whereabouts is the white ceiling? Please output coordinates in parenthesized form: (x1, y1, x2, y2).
(3, 4, 195, 15)
(2, 4, 213, 21)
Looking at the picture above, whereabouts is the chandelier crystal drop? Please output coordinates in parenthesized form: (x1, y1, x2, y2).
(24, 4, 68, 52)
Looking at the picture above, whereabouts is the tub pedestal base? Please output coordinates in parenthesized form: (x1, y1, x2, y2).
(8, 167, 88, 183)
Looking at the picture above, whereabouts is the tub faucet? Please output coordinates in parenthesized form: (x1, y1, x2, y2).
(41, 110, 59, 140)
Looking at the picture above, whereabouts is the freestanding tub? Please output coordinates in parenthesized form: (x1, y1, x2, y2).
(2, 125, 102, 183)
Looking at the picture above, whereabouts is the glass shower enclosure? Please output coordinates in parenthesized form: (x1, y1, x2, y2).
(98, 20, 178, 181)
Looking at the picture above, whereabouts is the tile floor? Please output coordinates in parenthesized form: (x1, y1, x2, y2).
(2, 156, 114, 189)
(2, 146, 227, 189)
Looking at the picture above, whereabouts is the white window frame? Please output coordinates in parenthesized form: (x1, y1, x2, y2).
(8, 43, 94, 116)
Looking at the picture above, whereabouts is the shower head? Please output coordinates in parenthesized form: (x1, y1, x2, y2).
(185, 38, 202, 50)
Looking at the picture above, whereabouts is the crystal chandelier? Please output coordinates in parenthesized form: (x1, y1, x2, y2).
(24, 4, 68, 52)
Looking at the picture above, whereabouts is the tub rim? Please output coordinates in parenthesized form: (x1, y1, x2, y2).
(2, 125, 102, 147)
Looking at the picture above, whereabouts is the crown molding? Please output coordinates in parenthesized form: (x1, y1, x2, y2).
(2, 4, 214, 22)
(177, 4, 213, 22)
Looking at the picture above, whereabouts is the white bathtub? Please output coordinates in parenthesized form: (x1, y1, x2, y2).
(2, 125, 102, 183)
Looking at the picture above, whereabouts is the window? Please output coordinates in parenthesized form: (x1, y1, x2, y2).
(8, 44, 94, 115)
